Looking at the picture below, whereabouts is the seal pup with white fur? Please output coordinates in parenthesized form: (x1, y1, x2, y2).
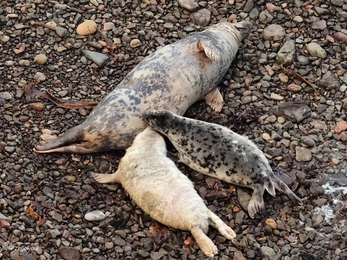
(143, 110, 303, 219)
(92, 127, 236, 257)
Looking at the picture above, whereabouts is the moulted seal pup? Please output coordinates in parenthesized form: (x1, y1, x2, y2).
(91, 127, 236, 257)
(34, 21, 253, 154)
(143, 110, 303, 219)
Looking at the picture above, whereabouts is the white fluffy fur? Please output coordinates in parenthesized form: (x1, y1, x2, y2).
(92, 127, 236, 257)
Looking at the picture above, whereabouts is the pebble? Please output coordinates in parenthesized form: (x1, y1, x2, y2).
(312, 20, 327, 30)
(1, 35, 10, 42)
(259, 10, 273, 24)
(56, 26, 69, 37)
(76, 20, 97, 35)
(306, 42, 327, 58)
(190, 8, 211, 26)
(28, 102, 45, 111)
(130, 39, 141, 48)
(45, 21, 57, 30)
(19, 59, 30, 66)
(276, 40, 295, 65)
(263, 24, 285, 41)
(295, 146, 312, 162)
(84, 210, 106, 221)
(287, 83, 302, 92)
(260, 246, 276, 258)
(178, 0, 199, 11)
(58, 247, 81, 260)
(103, 22, 114, 31)
(34, 72, 46, 82)
(82, 50, 109, 68)
(334, 32, 347, 44)
(270, 93, 284, 101)
(34, 54, 48, 64)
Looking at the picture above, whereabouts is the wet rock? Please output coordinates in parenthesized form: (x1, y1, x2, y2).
(82, 50, 109, 67)
(190, 8, 211, 26)
(276, 40, 295, 65)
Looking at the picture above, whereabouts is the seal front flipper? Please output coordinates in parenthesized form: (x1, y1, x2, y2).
(205, 88, 223, 112)
(196, 39, 221, 61)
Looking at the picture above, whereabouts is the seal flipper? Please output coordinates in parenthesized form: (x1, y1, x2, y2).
(205, 88, 223, 112)
(190, 226, 218, 258)
(92, 172, 120, 184)
(197, 39, 221, 61)
(208, 211, 236, 240)
(248, 184, 266, 219)
(272, 176, 303, 206)
(34, 125, 93, 154)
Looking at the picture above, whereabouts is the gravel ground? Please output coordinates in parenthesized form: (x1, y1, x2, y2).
(1, 0, 347, 259)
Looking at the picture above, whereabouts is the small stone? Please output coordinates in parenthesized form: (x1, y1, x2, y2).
(295, 146, 312, 162)
(34, 54, 48, 64)
(178, 0, 199, 11)
(0, 213, 11, 221)
(84, 210, 106, 221)
(76, 20, 97, 36)
(130, 39, 141, 48)
(28, 102, 45, 111)
(331, 0, 344, 6)
(293, 16, 303, 23)
(287, 83, 302, 92)
(103, 22, 114, 31)
(58, 246, 81, 260)
(82, 50, 109, 68)
(270, 93, 284, 100)
(262, 133, 272, 142)
(265, 218, 277, 229)
(312, 20, 326, 30)
(56, 26, 69, 37)
(19, 59, 30, 66)
(0, 35, 10, 42)
(334, 32, 347, 44)
(334, 121, 347, 134)
(13, 183, 22, 193)
(190, 8, 211, 27)
(105, 242, 114, 249)
(45, 21, 57, 30)
(276, 40, 295, 65)
(306, 42, 327, 58)
(2, 92, 12, 100)
(263, 24, 285, 41)
(261, 246, 276, 258)
(259, 10, 273, 24)
(34, 72, 46, 82)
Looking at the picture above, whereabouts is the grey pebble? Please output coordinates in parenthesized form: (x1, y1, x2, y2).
(263, 24, 285, 41)
(82, 50, 109, 68)
(190, 8, 211, 26)
(276, 40, 295, 65)
(56, 26, 69, 37)
(177, 0, 199, 11)
(295, 146, 312, 162)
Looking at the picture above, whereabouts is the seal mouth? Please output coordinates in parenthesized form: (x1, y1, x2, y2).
(233, 21, 253, 40)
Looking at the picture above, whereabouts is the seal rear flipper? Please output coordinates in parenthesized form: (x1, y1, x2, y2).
(197, 39, 221, 62)
(91, 173, 120, 184)
(205, 88, 223, 112)
(190, 226, 218, 258)
(248, 184, 266, 218)
(34, 125, 93, 154)
(273, 176, 303, 206)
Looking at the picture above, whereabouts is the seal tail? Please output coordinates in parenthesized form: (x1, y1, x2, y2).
(272, 175, 303, 206)
(33, 125, 90, 154)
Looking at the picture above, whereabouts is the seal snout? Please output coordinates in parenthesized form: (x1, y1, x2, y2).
(234, 21, 253, 40)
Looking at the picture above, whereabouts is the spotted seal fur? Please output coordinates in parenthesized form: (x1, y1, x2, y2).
(34, 21, 252, 154)
(92, 127, 236, 257)
(143, 110, 303, 218)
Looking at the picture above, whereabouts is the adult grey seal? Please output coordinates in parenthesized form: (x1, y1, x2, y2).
(142, 110, 303, 219)
(92, 127, 236, 257)
(34, 21, 252, 154)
